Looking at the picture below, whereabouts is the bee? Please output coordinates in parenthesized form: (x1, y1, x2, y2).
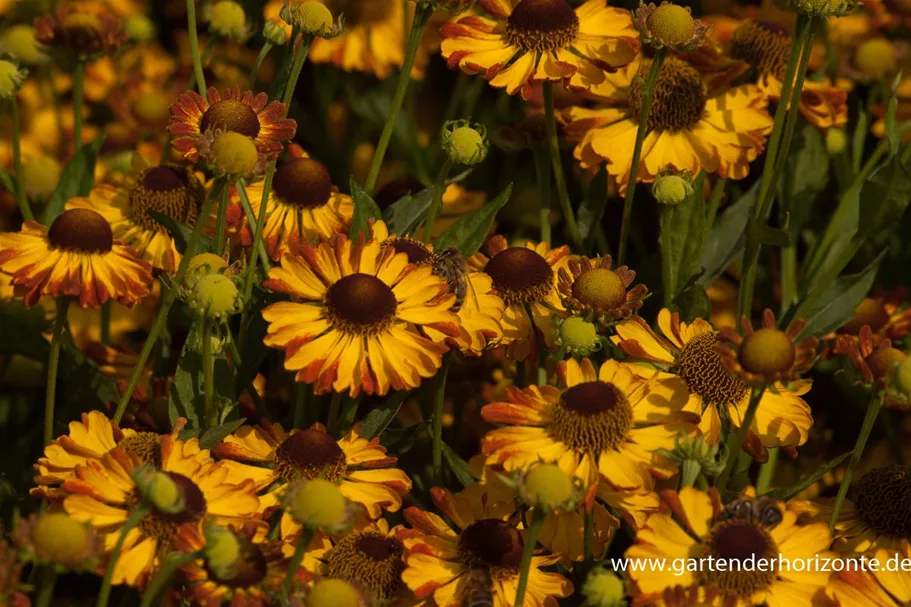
(717, 496, 783, 529)
(431, 248, 468, 313)
(459, 565, 494, 607)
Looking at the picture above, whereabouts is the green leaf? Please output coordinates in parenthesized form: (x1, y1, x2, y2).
(856, 153, 911, 241)
(886, 72, 903, 157)
(751, 224, 791, 248)
(380, 421, 429, 454)
(168, 321, 238, 428)
(42, 136, 106, 225)
(0, 169, 15, 196)
(147, 210, 216, 254)
(348, 178, 383, 238)
(577, 168, 608, 254)
(198, 418, 246, 450)
(382, 187, 434, 236)
(434, 183, 512, 256)
(764, 451, 852, 501)
(698, 182, 756, 288)
(660, 172, 706, 304)
(360, 391, 411, 440)
(441, 443, 475, 488)
(796, 248, 886, 340)
(778, 125, 828, 234)
(672, 283, 711, 323)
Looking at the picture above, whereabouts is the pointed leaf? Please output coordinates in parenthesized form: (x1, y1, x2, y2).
(777, 125, 828, 234)
(698, 182, 756, 288)
(360, 391, 411, 439)
(660, 172, 706, 303)
(441, 443, 475, 488)
(434, 183, 512, 255)
(382, 187, 434, 236)
(578, 168, 608, 253)
(198, 418, 247, 450)
(42, 136, 106, 224)
(764, 451, 851, 500)
(348, 178, 382, 238)
(856, 153, 911, 241)
(147, 210, 216, 254)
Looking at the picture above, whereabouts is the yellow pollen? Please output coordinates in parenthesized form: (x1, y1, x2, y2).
(308, 579, 366, 607)
(288, 479, 348, 529)
(0, 25, 46, 65)
(550, 381, 634, 452)
(524, 463, 574, 509)
(646, 4, 695, 47)
(505, 0, 580, 53)
(210, 132, 258, 176)
(292, 1, 334, 34)
(738, 328, 795, 375)
(572, 268, 626, 312)
(31, 513, 89, 563)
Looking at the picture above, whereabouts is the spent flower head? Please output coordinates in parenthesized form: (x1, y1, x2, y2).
(207, 0, 251, 42)
(633, 2, 709, 52)
(652, 171, 694, 205)
(285, 478, 358, 533)
(504, 461, 584, 514)
(552, 314, 605, 359)
(198, 130, 266, 179)
(281, 1, 345, 38)
(441, 119, 489, 166)
(133, 465, 186, 514)
(13, 512, 101, 571)
(34, 1, 127, 59)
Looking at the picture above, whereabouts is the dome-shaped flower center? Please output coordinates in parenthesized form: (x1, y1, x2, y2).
(646, 4, 695, 47)
(842, 297, 890, 334)
(383, 237, 434, 265)
(373, 178, 425, 210)
(524, 463, 574, 508)
(129, 165, 205, 232)
(308, 579, 366, 607)
(325, 531, 406, 602)
(137, 472, 207, 541)
(205, 535, 268, 587)
(272, 157, 333, 209)
(458, 519, 524, 573)
(628, 57, 706, 132)
(701, 519, 777, 597)
(325, 274, 399, 335)
(738, 328, 796, 375)
(571, 268, 627, 312)
(32, 513, 90, 563)
(484, 247, 553, 306)
(325, 0, 387, 25)
(505, 0, 580, 53)
(47, 208, 113, 254)
(730, 20, 791, 80)
(549, 381, 634, 452)
(119, 432, 161, 466)
(559, 316, 599, 350)
(199, 100, 261, 138)
(274, 429, 347, 483)
(854, 465, 911, 538)
(677, 332, 748, 405)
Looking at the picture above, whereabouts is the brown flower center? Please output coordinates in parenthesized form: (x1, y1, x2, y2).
(205, 536, 269, 588)
(458, 519, 523, 576)
(484, 247, 553, 307)
(738, 328, 796, 375)
(505, 0, 579, 53)
(119, 432, 161, 466)
(628, 57, 706, 132)
(700, 519, 777, 598)
(129, 165, 205, 232)
(137, 473, 207, 541)
(272, 158, 333, 209)
(325, 274, 398, 335)
(324, 531, 406, 602)
(549, 381, 633, 452)
(842, 298, 891, 335)
(47, 209, 113, 254)
(274, 429, 347, 483)
(199, 100, 261, 138)
(730, 20, 791, 80)
(677, 332, 748, 406)
(571, 268, 627, 313)
(373, 179, 425, 211)
(854, 465, 911, 538)
(382, 237, 434, 265)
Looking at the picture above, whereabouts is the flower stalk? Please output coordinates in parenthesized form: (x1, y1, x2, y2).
(10, 99, 33, 221)
(186, 0, 207, 95)
(543, 80, 581, 250)
(138, 551, 202, 607)
(423, 159, 453, 242)
(716, 384, 766, 492)
(44, 297, 70, 445)
(95, 506, 149, 607)
(280, 527, 313, 604)
(514, 508, 544, 606)
(432, 355, 452, 486)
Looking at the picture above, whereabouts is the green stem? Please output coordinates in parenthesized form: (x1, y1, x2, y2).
(215, 185, 229, 255)
(514, 509, 544, 606)
(280, 35, 312, 113)
(112, 181, 225, 423)
(617, 50, 666, 265)
(280, 527, 313, 603)
(96, 506, 149, 607)
(100, 301, 111, 345)
(423, 160, 453, 242)
(432, 355, 451, 486)
(202, 316, 215, 426)
(10, 99, 33, 221)
(780, 244, 797, 316)
(72, 59, 85, 150)
(532, 144, 552, 245)
(186, 37, 217, 95)
(829, 390, 884, 533)
(680, 459, 701, 488)
(33, 567, 57, 607)
(235, 180, 272, 272)
(186, 0, 207, 95)
(44, 297, 70, 445)
(705, 178, 726, 231)
(583, 510, 593, 561)
(542, 80, 581, 250)
(247, 42, 273, 88)
(225, 330, 267, 421)
(757, 446, 779, 494)
(363, 4, 433, 194)
(138, 551, 201, 607)
(716, 385, 766, 493)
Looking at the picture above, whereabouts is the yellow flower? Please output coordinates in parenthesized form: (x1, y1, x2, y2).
(213, 421, 412, 523)
(261, 233, 460, 396)
(563, 57, 774, 193)
(469, 235, 570, 361)
(399, 484, 573, 607)
(557, 254, 649, 324)
(61, 435, 260, 587)
(612, 309, 814, 454)
(440, 0, 639, 98)
(626, 487, 834, 606)
(0, 209, 153, 308)
(827, 540, 911, 607)
(480, 358, 695, 491)
(67, 156, 206, 274)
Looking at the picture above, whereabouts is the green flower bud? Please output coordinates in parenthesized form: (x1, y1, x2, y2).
(442, 120, 489, 166)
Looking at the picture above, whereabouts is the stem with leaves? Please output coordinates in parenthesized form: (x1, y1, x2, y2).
(543, 80, 581, 250)
(44, 297, 70, 445)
